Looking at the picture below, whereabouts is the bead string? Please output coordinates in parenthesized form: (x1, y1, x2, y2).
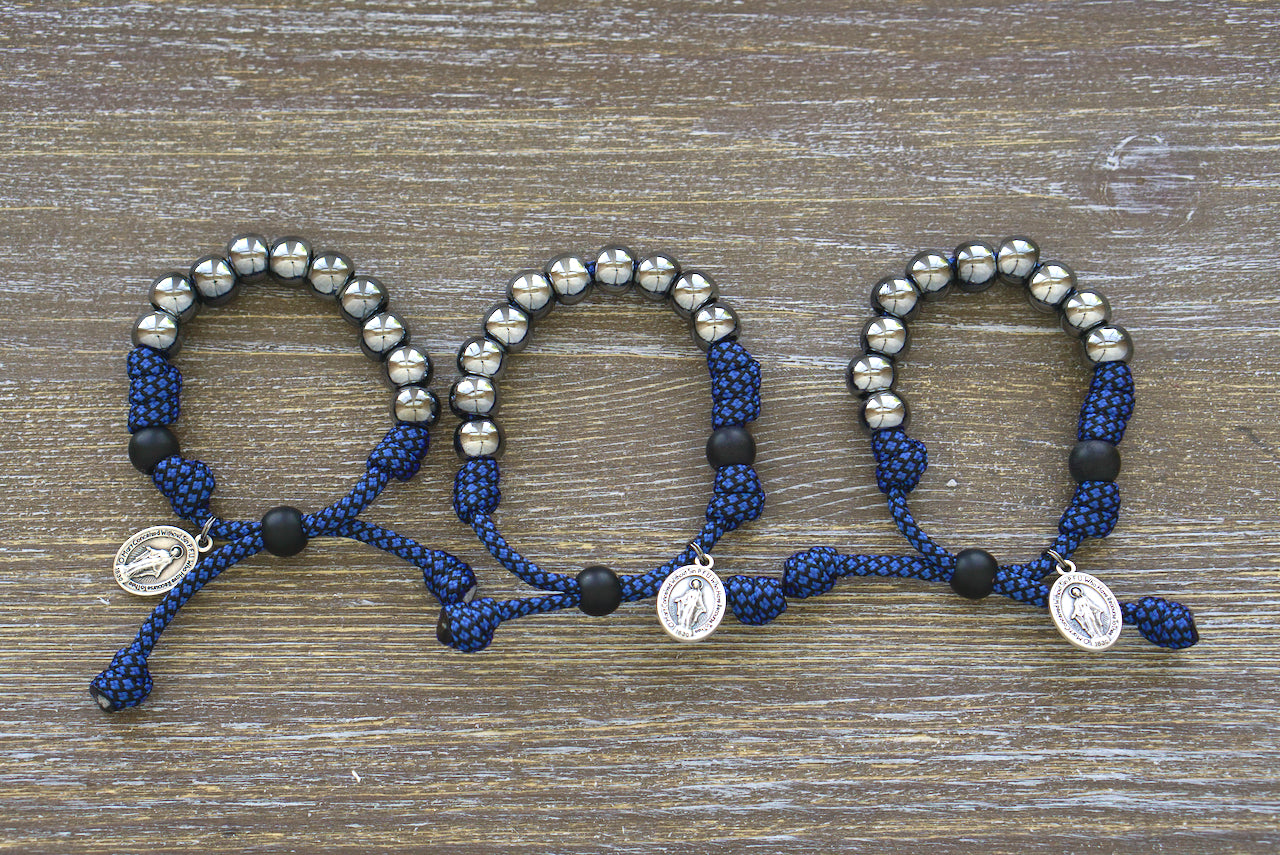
(92, 235, 475, 712)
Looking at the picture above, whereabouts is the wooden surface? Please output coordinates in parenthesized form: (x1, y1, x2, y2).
(1, 2, 1278, 852)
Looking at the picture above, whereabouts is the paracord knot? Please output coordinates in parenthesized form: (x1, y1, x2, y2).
(706, 464, 765, 527)
(782, 546, 844, 598)
(423, 551, 477, 605)
(453, 457, 501, 523)
(1078, 362, 1135, 444)
(439, 597, 503, 652)
(1124, 595, 1199, 650)
(871, 428, 928, 494)
(127, 347, 182, 431)
(89, 644, 152, 712)
(367, 423, 431, 481)
(152, 457, 215, 518)
(724, 574, 788, 625)
(1059, 480, 1121, 539)
(708, 340, 762, 428)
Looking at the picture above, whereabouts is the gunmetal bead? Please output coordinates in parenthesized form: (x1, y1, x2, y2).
(1061, 288, 1112, 337)
(457, 335, 506, 378)
(128, 426, 180, 474)
(1069, 440, 1121, 483)
(545, 253, 592, 305)
(190, 255, 239, 306)
(384, 344, 432, 388)
(576, 565, 623, 616)
(706, 426, 756, 468)
(1082, 324, 1134, 364)
(870, 276, 921, 320)
(338, 275, 389, 326)
(593, 245, 635, 295)
(670, 271, 717, 319)
(506, 270, 555, 320)
(226, 234, 270, 282)
(950, 548, 998, 600)
(436, 609, 454, 646)
(392, 385, 440, 425)
(149, 273, 199, 323)
(636, 253, 680, 301)
(906, 250, 953, 301)
(454, 418, 504, 459)
(861, 390, 909, 431)
(132, 310, 182, 356)
(483, 302, 532, 353)
(861, 316, 909, 358)
(360, 312, 409, 361)
(261, 505, 308, 557)
(846, 353, 895, 397)
(996, 236, 1039, 285)
(449, 374, 499, 418)
(954, 240, 999, 292)
(269, 236, 312, 281)
(1027, 261, 1076, 312)
(307, 252, 354, 299)
(691, 301, 740, 350)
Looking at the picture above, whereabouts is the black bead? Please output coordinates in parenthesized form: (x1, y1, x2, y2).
(1069, 440, 1121, 483)
(436, 609, 454, 646)
(706, 426, 757, 469)
(577, 565, 622, 617)
(128, 426, 180, 474)
(950, 548, 998, 600)
(261, 505, 308, 557)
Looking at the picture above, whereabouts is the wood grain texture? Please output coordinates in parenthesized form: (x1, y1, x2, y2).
(1, 1, 1278, 852)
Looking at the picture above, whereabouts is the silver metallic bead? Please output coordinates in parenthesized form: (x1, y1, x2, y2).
(954, 240, 999, 293)
(457, 335, 506, 378)
(691, 301, 740, 350)
(190, 255, 239, 306)
(545, 253, 592, 305)
(870, 275, 921, 320)
(269, 236, 312, 281)
(506, 269, 555, 320)
(384, 344, 432, 388)
(308, 252, 354, 299)
(1027, 261, 1076, 312)
(338, 275, 389, 326)
(483, 302, 532, 353)
(149, 272, 199, 323)
(593, 245, 635, 295)
(906, 250, 954, 301)
(1082, 324, 1133, 364)
(392, 385, 440, 425)
(861, 316, 909, 358)
(226, 234, 270, 282)
(454, 418, 504, 459)
(846, 353, 895, 397)
(635, 253, 681, 301)
(449, 374, 500, 418)
(1060, 288, 1112, 337)
(861, 390, 909, 431)
(670, 270, 718, 319)
(361, 312, 409, 361)
(996, 236, 1039, 285)
(132, 310, 182, 356)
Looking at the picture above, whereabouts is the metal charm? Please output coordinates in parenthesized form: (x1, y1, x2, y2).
(113, 519, 214, 597)
(1046, 550, 1123, 651)
(656, 544, 727, 642)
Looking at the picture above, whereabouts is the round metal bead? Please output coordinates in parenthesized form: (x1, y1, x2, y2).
(483, 302, 532, 353)
(870, 276, 921, 320)
(593, 245, 635, 295)
(384, 344, 432, 388)
(307, 252, 354, 299)
(392, 384, 440, 425)
(1082, 324, 1134, 364)
(906, 250, 954, 301)
(456, 335, 506, 378)
(691, 301, 740, 350)
(454, 418, 504, 459)
(996, 236, 1039, 285)
(1060, 288, 1112, 337)
(635, 253, 680, 301)
(1027, 261, 1076, 312)
(670, 270, 718, 319)
(861, 316, 909, 358)
(545, 253, 592, 305)
(846, 353, 895, 397)
(337, 275, 389, 326)
(190, 255, 239, 306)
(149, 272, 199, 323)
(225, 234, 270, 282)
(449, 374, 499, 418)
(131, 310, 182, 356)
(269, 236, 312, 281)
(954, 240, 999, 293)
(861, 390, 909, 431)
(506, 269, 555, 320)
(360, 312, 409, 361)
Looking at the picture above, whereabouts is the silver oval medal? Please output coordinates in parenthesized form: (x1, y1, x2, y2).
(1049, 571, 1123, 651)
(114, 525, 199, 596)
(657, 563, 726, 642)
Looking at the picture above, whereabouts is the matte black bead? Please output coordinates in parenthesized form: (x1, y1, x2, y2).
(436, 609, 454, 646)
(128, 426, 180, 474)
(706, 426, 756, 468)
(261, 505, 308, 557)
(577, 565, 622, 616)
(950, 548, 998, 600)
(1069, 440, 1121, 482)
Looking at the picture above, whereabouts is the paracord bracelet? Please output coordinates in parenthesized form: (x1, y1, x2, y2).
(783, 237, 1198, 651)
(441, 245, 780, 651)
(91, 234, 475, 712)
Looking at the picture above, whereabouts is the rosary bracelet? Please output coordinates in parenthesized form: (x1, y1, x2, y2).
(92, 235, 475, 712)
